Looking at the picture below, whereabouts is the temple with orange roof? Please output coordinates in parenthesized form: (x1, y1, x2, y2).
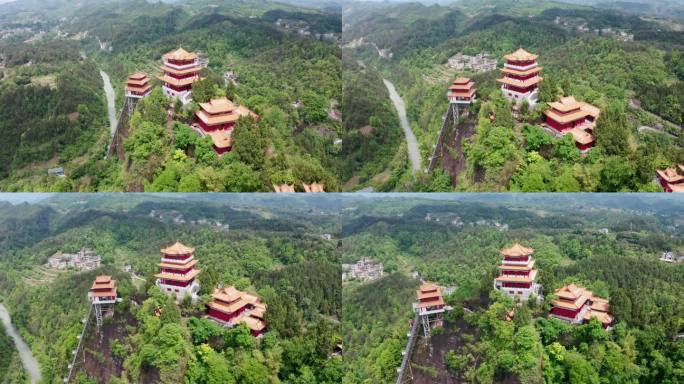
(155, 241, 201, 300)
(550, 284, 613, 329)
(88, 275, 119, 327)
(447, 77, 476, 105)
(124, 73, 152, 99)
(494, 243, 542, 301)
(656, 165, 684, 192)
(158, 48, 201, 104)
(497, 48, 543, 108)
(543, 96, 601, 152)
(414, 282, 446, 316)
(206, 285, 267, 337)
(195, 97, 258, 154)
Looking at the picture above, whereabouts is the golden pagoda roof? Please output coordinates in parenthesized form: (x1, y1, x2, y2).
(551, 284, 591, 310)
(163, 47, 197, 61)
(549, 96, 581, 113)
(125, 84, 152, 93)
(161, 241, 195, 255)
(212, 286, 242, 303)
(497, 76, 543, 88)
(250, 307, 266, 319)
(504, 48, 538, 62)
(302, 182, 325, 193)
(129, 72, 147, 80)
(273, 184, 295, 193)
(449, 81, 474, 91)
(498, 259, 535, 271)
(500, 66, 543, 76)
(126, 76, 149, 86)
(501, 243, 534, 257)
(95, 275, 112, 283)
(570, 127, 595, 145)
(590, 297, 610, 312)
(656, 168, 684, 184)
(452, 77, 471, 85)
(159, 64, 201, 76)
(495, 269, 538, 284)
(239, 315, 266, 332)
(155, 269, 200, 282)
(158, 259, 198, 270)
(200, 98, 235, 114)
(91, 277, 116, 291)
(415, 297, 445, 308)
(419, 282, 439, 292)
(207, 297, 248, 315)
(448, 88, 476, 98)
(584, 309, 613, 324)
(157, 74, 198, 87)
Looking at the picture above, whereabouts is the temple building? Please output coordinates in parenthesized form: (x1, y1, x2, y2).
(447, 77, 476, 105)
(414, 282, 446, 317)
(88, 275, 118, 305)
(494, 243, 542, 301)
(155, 241, 201, 301)
(195, 97, 258, 154)
(124, 73, 152, 99)
(543, 96, 601, 152)
(497, 48, 543, 108)
(158, 48, 201, 104)
(656, 165, 684, 192)
(206, 285, 267, 337)
(550, 284, 613, 329)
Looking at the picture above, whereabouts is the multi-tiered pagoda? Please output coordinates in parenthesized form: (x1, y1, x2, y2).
(447, 77, 476, 105)
(158, 48, 201, 104)
(414, 282, 446, 316)
(543, 96, 601, 152)
(195, 97, 258, 154)
(88, 275, 118, 305)
(155, 241, 201, 300)
(494, 243, 542, 301)
(657, 165, 684, 192)
(550, 284, 613, 329)
(124, 73, 152, 99)
(206, 285, 267, 337)
(497, 48, 543, 108)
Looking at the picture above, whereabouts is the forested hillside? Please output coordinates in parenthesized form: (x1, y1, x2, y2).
(342, 0, 684, 192)
(0, 195, 342, 383)
(341, 195, 684, 383)
(0, 0, 342, 192)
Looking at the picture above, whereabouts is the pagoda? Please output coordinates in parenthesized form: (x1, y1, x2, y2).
(656, 165, 684, 192)
(206, 285, 267, 337)
(447, 77, 476, 105)
(155, 241, 201, 300)
(88, 275, 118, 327)
(543, 96, 600, 152)
(195, 97, 258, 154)
(124, 73, 152, 99)
(158, 47, 201, 104)
(497, 48, 543, 108)
(493, 243, 542, 301)
(550, 284, 613, 329)
(413, 282, 449, 342)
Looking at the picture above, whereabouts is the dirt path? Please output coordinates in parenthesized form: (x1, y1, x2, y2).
(384, 79, 422, 174)
(0, 303, 42, 384)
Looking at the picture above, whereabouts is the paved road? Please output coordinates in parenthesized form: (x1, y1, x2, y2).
(100, 70, 118, 137)
(384, 79, 422, 173)
(0, 303, 42, 384)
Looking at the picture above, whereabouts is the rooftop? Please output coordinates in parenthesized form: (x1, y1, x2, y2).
(163, 47, 197, 61)
(501, 243, 534, 257)
(161, 241, 195, 255)
(504, 48, 538, 62)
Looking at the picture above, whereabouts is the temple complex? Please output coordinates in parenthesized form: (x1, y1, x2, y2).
(550, 284, 613, 329)
(447, 77, 476, 105)
(194, 97, 258, 154)
(155, 241, 201, 301)
(206, 285, 267, 337)
(124, 73, 152, 99)
(494, 243, 542, 301)
(158, 48, 201, 104)
(498, 48, 543, 108)
(656, 165, 684, 192)
(543, 96, 601, 152)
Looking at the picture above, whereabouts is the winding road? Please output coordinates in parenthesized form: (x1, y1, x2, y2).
(100, 70, 118, 137)
(383, 79, 422, 174)
(0, 303, 42, 384)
